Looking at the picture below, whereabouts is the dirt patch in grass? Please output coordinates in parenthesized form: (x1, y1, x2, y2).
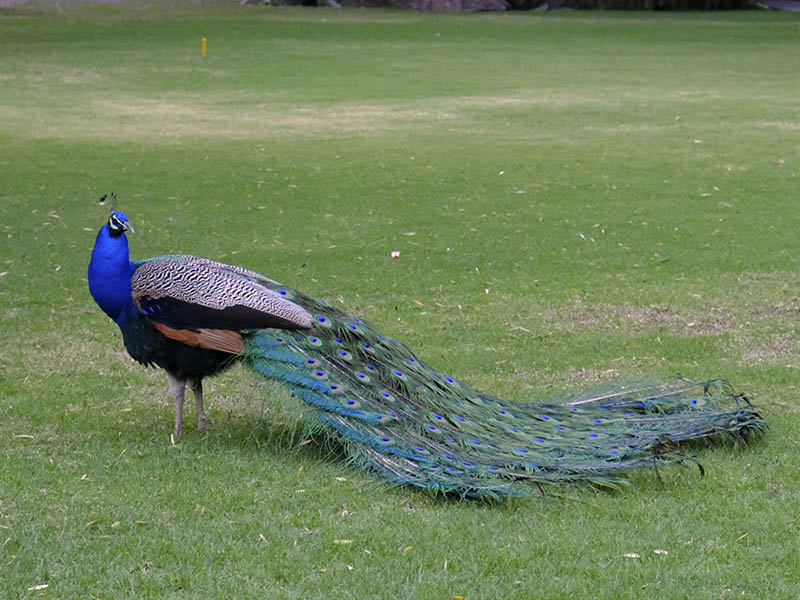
(582, 123, 665, 134)
(4, 91, 618, 142)
(543, 300, 731, 336)
(750, 298, 800, 319)
(77, 98, 460, 140)
(548, 366, 622, 385)
(758, 121, 800, 132)
(544, 296, 799, 367)
(742, 333, 800, 363)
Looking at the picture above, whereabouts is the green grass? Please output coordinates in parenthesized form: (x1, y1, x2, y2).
(2, 2, 799, 597)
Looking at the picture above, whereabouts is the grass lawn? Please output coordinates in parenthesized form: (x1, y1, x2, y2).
(1, 2, 799, 597)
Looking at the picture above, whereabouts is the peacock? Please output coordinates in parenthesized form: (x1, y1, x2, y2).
(88, 209, 765, 498)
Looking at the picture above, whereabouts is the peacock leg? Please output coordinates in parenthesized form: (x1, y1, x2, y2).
(188, 377, 205, 431)
(167, 371, 187, 438)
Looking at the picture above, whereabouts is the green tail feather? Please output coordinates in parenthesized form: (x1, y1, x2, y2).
(239, 283, 765, 498)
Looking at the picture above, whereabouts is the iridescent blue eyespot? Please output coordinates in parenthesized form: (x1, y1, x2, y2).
(315, 315, 333, 328)
(588, 433, 599, 438)
(592, 419, 602, 424)
(540, 415, 550, 420)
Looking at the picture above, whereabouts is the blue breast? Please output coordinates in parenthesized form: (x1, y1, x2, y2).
(88, 224, 137, 325)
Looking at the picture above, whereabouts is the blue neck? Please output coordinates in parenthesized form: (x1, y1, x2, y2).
(88, 224, 137, 325)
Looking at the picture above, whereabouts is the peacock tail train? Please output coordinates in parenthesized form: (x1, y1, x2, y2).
(88, 211, 766, 499)
(238, 278, 765, 498)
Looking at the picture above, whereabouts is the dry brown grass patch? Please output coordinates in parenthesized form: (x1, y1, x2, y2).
(758, 121, 800, 131)
(543, 300, 731, 336)
(742, 334, 800, 363)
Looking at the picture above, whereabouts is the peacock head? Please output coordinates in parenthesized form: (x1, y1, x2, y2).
(107, 211, 134, 237)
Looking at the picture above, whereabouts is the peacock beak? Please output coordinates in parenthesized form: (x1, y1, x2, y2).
(123, 221, 135, 234)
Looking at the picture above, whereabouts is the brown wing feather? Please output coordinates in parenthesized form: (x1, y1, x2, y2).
(152, 321, 245, 355)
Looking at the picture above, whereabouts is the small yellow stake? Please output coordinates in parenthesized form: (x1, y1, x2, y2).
(202, 37, 207, 58)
